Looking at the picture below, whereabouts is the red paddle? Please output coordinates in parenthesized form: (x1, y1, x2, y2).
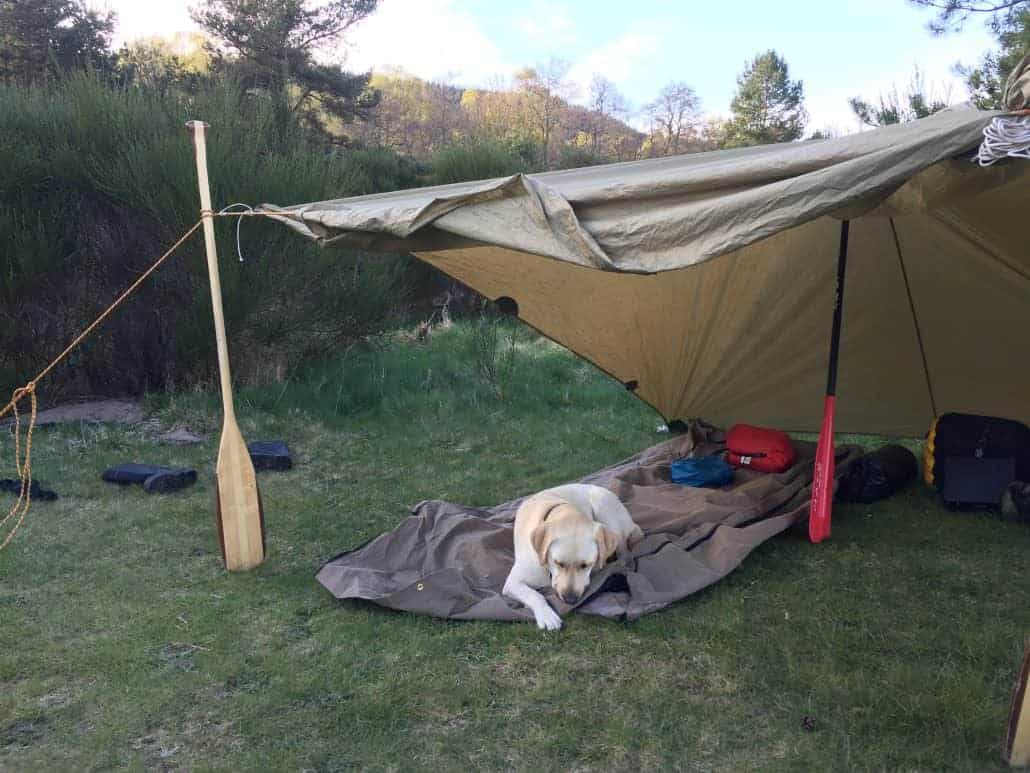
(809, 220, 850, 543)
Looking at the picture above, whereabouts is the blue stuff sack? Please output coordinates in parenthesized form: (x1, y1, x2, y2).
(670, 456, 734, 488)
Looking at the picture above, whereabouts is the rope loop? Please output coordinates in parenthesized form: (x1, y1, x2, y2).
(1, 384, 37, 551)
(974, 114, 1030, 166)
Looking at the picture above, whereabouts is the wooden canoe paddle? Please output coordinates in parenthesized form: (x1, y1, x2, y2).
(187, 120, 265, 571)
(1006, 640, 1030, 766)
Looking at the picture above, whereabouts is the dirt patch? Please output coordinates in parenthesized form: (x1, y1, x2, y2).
(157, 426, 204, 444)
(132, 729, 181, 768)
(2, 399, 143, 427)
(159, 643, 206, 672)
(2, 716, 49, 748)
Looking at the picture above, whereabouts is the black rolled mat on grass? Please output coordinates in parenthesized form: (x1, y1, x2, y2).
(316, 422, 861, 622)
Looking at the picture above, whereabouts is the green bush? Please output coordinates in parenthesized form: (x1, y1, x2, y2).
(555, 145, 607, 170)
(0, 73, 421, 399)
(236, 319, 625, 426)
(427, 138, 536, 185)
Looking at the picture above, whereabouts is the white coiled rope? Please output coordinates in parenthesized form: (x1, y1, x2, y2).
(973, 114, 1030, 166)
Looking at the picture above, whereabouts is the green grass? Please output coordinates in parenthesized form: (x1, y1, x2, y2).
(1, 323, 1028, 771)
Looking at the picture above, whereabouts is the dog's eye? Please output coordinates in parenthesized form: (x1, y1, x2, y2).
(579, 562, 588, 570)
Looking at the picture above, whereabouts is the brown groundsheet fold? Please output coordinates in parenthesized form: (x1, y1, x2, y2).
(316, 423, 861, 622)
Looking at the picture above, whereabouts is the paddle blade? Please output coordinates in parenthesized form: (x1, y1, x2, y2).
(809, 395, 836, 543)
(214, 421, 265, 571)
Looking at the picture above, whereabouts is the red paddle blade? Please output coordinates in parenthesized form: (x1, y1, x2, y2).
(809, 395, 836, 543)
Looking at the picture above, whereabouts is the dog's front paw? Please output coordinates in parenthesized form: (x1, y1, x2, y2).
(627, 526, 645, 549)
(534, 606, 563, 631)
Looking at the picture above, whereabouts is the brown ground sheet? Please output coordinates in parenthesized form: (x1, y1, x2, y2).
(316, 423, 860, 622)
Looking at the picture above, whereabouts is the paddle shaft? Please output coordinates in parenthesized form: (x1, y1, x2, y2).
(188, 122, 236, 422)
(809, 220, 850, 543)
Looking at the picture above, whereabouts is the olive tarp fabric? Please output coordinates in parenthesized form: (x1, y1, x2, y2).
(315, 423, 862, 621)
(265, 105, 1030, 436)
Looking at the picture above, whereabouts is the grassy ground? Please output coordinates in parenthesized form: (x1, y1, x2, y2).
(1, 322, 1028, 771)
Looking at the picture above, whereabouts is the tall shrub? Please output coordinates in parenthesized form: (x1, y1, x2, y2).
(428, 138, 535, 185)
(0, 73, 420, 398)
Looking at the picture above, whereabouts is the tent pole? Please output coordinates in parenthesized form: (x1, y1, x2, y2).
(889, 218, 938, 419)
(809, 219, 850, 543)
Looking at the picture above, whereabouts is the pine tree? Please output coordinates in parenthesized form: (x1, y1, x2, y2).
(722, 50, 807, 148)
(191, 0, 380, 138)
(0, 0, 114, 85)
(909, 0, 1030, 109)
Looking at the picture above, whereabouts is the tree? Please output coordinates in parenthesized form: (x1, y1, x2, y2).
(116, 33, 211, 93)
(0, 0, 115, 85)
(849, 66, 950, 125)
(958, 9, 1030, 108)
(807, 127, 841, 140)
(584, 75, 628, 153)
(356, 69, 467, 156)
(908, 0, 1027, 34)
(909, 1, 1030, 109)
(642, 81, 702, 156)
(514, 58, 576, 167)
(190, 0, 380, 136)
(722, 50, 807, 148)
(459, 82, 538, 160)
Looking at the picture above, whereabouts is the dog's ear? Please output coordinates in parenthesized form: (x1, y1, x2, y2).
(594, 525, 620, 570)
(530, 523, 553, 566)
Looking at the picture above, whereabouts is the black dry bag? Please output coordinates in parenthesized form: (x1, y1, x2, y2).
(838, 444, 919, 504)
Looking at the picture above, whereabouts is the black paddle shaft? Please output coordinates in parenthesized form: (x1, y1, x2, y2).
(825, 220, 850, 396)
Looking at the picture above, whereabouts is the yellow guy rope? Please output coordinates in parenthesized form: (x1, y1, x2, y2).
(0, 219, 204, 551)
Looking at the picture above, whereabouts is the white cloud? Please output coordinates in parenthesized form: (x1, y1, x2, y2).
(340, 0, 513, 86)
(804, 30, 996, 134)
(804, 88, 867, 135)
(515, 2, 578, 48)
(91, 0, 199, 47)
(567, 21, 665, 108)
(93, 0, 513, 87)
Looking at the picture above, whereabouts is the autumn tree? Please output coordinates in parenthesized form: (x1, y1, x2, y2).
(358, 69, 467, 156)
(642, 81, 702, 156)
(722, 50, 807, 147)
(190, 0, 379, 137)
(514, 58, 577, 167)
(0, 0, 115, 84)
(583, 75, 628, 153)
(460, 83, 534, 152)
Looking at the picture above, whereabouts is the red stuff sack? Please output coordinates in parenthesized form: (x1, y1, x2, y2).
(725, 424, 797, 473)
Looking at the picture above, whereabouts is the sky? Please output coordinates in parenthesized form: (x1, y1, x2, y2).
(96, 0, 998, 134)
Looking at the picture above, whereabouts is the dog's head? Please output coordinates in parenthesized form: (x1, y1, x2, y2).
(530, 502, 620, 605)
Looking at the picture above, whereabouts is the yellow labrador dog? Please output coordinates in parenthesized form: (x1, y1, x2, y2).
(503, 483, 643, 630)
